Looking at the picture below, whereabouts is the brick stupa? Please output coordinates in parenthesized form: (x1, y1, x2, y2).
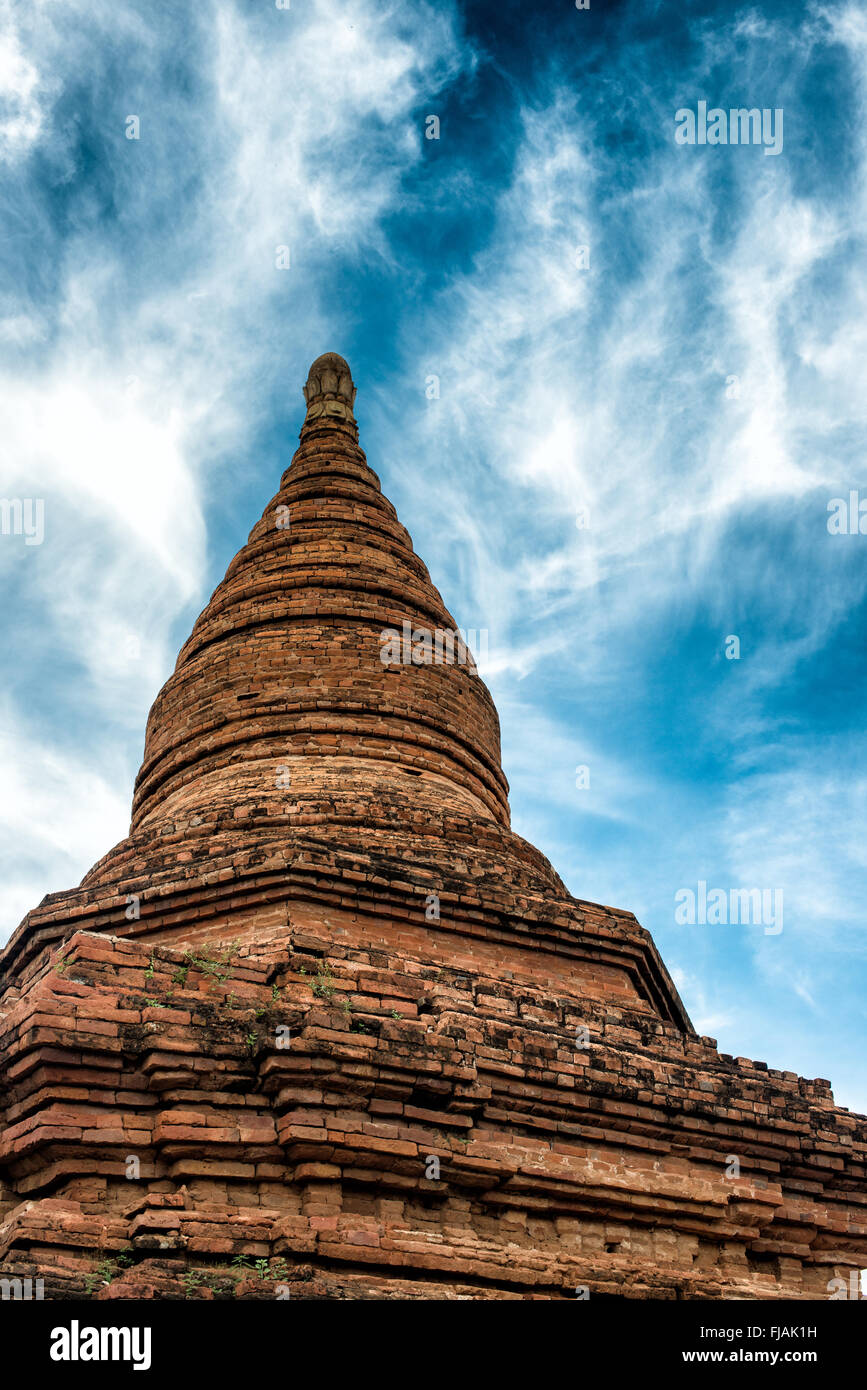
(1, 354, 865, 1301)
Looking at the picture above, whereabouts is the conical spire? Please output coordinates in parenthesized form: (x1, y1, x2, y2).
(129, 355, 510, 838)
(0, 352, 692, 1042)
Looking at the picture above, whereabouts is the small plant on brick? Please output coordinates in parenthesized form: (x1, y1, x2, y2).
(54, 955, 70, 975)
(240, 1256, 290, 1282)
(172, 965, 189, 986)
(311, 961, 336, 1002)
(144, 954, 156, 982)
(271, 983, 281, 1002)
(84, 1252, 133, 1296)
(183, 1269, 205, 1299)
(181, 1268, 228, 1298)
(182, 941, 241, 984)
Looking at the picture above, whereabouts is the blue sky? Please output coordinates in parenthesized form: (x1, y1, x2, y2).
(1, 0, 866, 1111)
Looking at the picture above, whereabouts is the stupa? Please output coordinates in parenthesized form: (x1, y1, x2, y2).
(1, 354, 865, 1300)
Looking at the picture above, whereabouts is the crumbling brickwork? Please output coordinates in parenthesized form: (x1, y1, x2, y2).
(1, 354, 865, 1300)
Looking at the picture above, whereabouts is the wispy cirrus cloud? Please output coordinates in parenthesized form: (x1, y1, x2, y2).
(375, 2, 867, 1107)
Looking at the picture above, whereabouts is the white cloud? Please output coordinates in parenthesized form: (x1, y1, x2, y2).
(0, 10, 46, 162)
(0, 703, 131, 937)
(371, 17, 867, 1112)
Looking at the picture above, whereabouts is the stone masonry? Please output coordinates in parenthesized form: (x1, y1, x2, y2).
(1, 354, 865, 1300)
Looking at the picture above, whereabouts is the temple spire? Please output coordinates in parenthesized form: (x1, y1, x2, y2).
(120, 353, 512, 843)
(302, 351, 357, 439)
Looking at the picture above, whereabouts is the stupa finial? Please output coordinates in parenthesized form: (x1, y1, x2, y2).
(302, 352, 357, 437)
